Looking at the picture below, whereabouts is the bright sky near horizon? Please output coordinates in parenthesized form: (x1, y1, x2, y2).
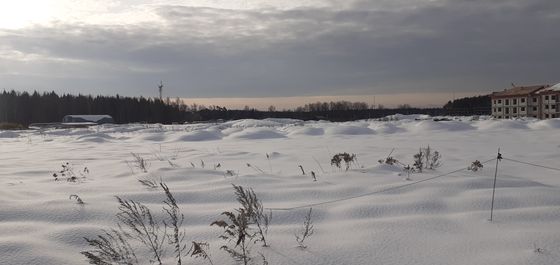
(0, 0, 558, 108)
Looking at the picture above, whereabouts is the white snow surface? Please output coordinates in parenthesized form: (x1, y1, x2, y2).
(1, 116, 560, 265)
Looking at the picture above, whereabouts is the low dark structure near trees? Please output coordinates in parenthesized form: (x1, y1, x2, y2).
(62, 115, 114, 124)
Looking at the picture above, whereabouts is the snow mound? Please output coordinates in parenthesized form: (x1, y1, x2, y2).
(44, 128, 92, 136)
(141, 133, 168, 141)
(97, 124, 146, 134)
(528, 119, 560, 129)
(287, 127, 325, 136)
(325, 125, 375, 135)
(369, 123, 406, 134)
(409, 120, 475, 132)
(227, 118, 301, 128)
(177, 130, 223, 141)
(383, 114, 432, 121)
(0, 131, 20, 138)
(220, 127, 244, 136)
(476, 120, 529, 130)
(373, 163, 404, 173)
(76, 133, 114, 143)
(226, 128, 286, 140)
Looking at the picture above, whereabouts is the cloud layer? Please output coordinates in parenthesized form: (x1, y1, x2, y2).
(0, 0, 559, 99)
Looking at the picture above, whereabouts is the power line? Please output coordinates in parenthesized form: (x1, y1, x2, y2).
(266, 158, 497, 211)
(502, 157, 560, 172)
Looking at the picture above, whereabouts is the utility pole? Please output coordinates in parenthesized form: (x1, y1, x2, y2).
(158, 80, 163, 101)
(489, 148, 502, 222)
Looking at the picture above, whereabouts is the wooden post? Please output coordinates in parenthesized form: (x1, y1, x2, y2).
(490, 148, 501, 222)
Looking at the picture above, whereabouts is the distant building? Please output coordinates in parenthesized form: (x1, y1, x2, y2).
(491, 84, 559, 119)
(536, 84, 560, 119)
(62, 115, 114, 124)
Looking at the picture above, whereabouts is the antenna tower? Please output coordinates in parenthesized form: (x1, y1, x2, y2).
(158, 81, 163, 100)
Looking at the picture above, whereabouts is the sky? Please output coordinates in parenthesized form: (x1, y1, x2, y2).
(0, 0, 559, 109)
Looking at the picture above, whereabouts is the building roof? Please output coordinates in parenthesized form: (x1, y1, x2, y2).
(536, 83, 560, 94)
(491, 85, 550, 98)
(62, 115, 113, 123)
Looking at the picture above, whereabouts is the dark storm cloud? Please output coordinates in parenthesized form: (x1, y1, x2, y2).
(1, 0, 558, 97)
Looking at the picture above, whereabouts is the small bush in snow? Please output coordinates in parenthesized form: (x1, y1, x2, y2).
(53, 162, 88, 182)
(212, 185, 272, 265)
(130, 153, 149, 173)
(403, 165, 414, 181)
(138, 178, 159, 190)
(69, 194, 85, 205)
(411, 146, 442, 172)
(533, 243, 545, 254)
(378, 156, 399, 166)
(423, 145, 442, 169)
(330, 153, 357, 171)
(295, 208, 314, 249)
(82, 182, 213, 265)
(211, 209, 254, 265)
(311, 171, 317, 182)
(232, 185, 271, 248)
(247, 163, 265, 174)
(298, 165, 306, 175)
(468, 160, 484, 172)
(224, 170, 236, 177)
(167, 159, 180, 168)
(413, 149, 424, 172)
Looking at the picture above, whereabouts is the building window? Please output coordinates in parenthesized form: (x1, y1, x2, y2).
(552, 105, 556, 109)
(533, 97, 537, 103)
(521, 107, 525, 111)
(505, 116, 510, 119)
(498, 116, 502, 119)
(493, 108, 496, 113)
(498, 107, 502, 112)
(553, 114, 557, 118)
(498, 99, 502, 104)
(505, 108, 510, 114)
(545, 95, 549, 100)
(545, 114, 549, 118)
(521, 98, 525, 103)
(493, 100, 496, 104)
(513, 108, 517, 114)
(513, 99, 517, 105)
(545, 105, 549, 109)
(505, 99, 509, 105)
(553, 95, 557, 100)
(533, 107, 537, 111)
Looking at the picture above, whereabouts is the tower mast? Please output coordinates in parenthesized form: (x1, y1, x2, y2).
(158, 81, 163, 100)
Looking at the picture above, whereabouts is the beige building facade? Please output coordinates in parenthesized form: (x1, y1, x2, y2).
(491, 84, 560, 119)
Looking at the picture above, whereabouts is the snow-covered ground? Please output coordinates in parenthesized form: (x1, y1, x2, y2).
(1, 115, 560, 265)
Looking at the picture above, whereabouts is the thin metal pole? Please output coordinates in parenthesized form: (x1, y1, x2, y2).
(490, 148, 501, 222)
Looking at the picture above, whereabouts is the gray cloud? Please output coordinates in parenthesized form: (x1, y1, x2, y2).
(1, 0, 559, 98)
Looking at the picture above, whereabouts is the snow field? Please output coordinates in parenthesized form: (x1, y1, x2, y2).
(1, 116, 560, 264)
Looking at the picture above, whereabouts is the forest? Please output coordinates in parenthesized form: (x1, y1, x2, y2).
(0, 90, 490, 126)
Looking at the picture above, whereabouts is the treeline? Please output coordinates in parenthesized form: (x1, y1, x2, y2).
(443, 94, 491, 115)
(295, 101, 370, 112)
(0, 90, 188, 125)
(0, 90, 491, 127)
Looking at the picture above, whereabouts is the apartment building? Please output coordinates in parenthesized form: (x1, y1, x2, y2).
(491, 85, 545, 119)
(536, 84, 560, 119)
(491, 84, 560, 119)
